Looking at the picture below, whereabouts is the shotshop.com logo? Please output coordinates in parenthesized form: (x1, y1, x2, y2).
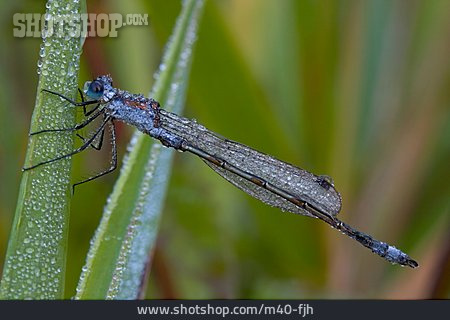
(13, 13, 149, 38)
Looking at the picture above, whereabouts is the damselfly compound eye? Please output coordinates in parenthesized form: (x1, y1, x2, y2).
(86, 80, 104, 99)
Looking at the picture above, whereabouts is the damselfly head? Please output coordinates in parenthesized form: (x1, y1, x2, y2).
(85, 79, 104, 99)
(83, 75, 114, 102)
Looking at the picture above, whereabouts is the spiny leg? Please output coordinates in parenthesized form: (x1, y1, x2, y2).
(75, 114, 107, 150)
(76, 87, 102, 149)
(72, 119, 117, 193)
(68, 88, 103, 148)
(42, 88, 99, 107)
(29, 108, 104, 136)
(43, 88, 98, 117)
(37, 87, 102, 140)
(77, 88, 99, 117)
(78, 88, 87, 115)
(23, 116, 111, 171)
(76, 130, 104, 150)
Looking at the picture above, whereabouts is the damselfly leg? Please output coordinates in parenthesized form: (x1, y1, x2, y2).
(72, 119, 117, 192)
(74, 88, 105, 150)
(23, 89, 118, 192)
(78, 87, 100, 117)
(23, 114, 110, 171)
(29, 108, 104, 136)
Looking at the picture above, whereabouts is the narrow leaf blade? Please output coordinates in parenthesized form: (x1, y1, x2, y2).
(75, 0, 204, 299)
(0, 0, 84, 299)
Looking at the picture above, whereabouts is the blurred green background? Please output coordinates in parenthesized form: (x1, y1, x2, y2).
(1, 0, 449, 299)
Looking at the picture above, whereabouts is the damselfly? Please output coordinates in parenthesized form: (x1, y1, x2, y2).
(24, 75, 418, 268)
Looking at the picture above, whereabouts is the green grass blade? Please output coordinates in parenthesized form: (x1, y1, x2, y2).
(74, 0, 204, 299)
(0, 0, 84, 299)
